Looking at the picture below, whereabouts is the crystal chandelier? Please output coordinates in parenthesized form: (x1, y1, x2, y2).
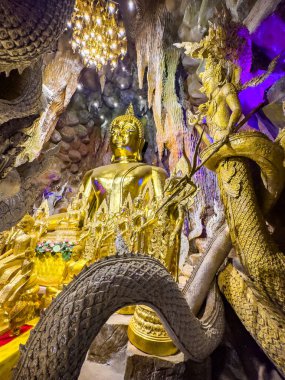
(70, 0, 127, 70)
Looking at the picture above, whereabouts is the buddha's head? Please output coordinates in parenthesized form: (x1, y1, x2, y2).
(110, 104, 145, 163)
(17, 215, 35, 233)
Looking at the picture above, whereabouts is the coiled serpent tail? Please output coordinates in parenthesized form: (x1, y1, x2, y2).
(14, 255, 224, 380)
(218, 263, 285, 376)
(217, 157, 285, 313)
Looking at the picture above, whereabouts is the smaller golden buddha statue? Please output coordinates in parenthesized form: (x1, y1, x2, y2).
(33, 199, 50, 239)
(62, 244, 87, 284)
(0, 215, 37, 281)
(0, 215, 39, 334)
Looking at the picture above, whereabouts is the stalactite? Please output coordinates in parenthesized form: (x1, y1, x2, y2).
(134, 0, 220, 240)
(135, 1, 166, 135)
(163, 48, 184, 168)
(135, 1, 185, 168)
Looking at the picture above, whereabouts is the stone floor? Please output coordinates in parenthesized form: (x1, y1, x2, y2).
(79, 360, 124, 380)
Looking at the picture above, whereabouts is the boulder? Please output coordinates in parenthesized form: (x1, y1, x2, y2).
(71, 137, 81, 150)
(70, 164, 79, 174)
(115, 75, 132, 90)
(86, 119, 95, 130)
(58, 153, 71, 163)
(74, 124, 88, 139)
(68, 150, 81, 162)
(50, 130, 62, 144)
(59, 141, 70, 153)
(62, 110, 79, 127)
(125, 343, 186, 380)
(81, 136, 90, 144)
(79, 144, 89, 157)
(103, 82, 116, 97)
(61, 127, 76, 143)
(88, 319, 129, 364)
(103, 95, 120, 109)
(70, 92, 87, 111)
(77, 109, 91, 125)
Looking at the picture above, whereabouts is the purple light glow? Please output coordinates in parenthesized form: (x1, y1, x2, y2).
(94, 180, 106, 194)
(237, 14, 285, 128)
(251, 14, 285, 59)
(240, 71, 283, 114)
(43, 188, 53, 199)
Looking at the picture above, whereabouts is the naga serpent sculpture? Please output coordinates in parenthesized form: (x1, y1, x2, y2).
(0, 0, 75, 124)
(176, 17, 285, 374)
(0, 0, 76, 185)
(202, 132, 285, 375)
(13, 254, 224, 379)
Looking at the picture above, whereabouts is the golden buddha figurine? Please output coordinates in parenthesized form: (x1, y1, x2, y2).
(62, 244, 86, 284)
(0, 215, 39, 334)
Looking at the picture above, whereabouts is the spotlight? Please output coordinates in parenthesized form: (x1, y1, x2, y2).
(77, 83, 83, 90)
(128, 0, 135, 11)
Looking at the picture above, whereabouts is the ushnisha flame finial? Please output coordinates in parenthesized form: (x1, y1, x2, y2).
(125, 103, 135, 116)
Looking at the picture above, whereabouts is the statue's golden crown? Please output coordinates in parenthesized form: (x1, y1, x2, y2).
(110, 104, 144, 139)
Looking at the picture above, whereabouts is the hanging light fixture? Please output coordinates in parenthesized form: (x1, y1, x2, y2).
(70, 0, 127, 70)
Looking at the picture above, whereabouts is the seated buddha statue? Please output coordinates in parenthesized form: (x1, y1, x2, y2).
(80, 104, 168, 261)
(71, 104, 191, 356)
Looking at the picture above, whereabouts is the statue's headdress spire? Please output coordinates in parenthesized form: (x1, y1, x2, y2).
(125, 103, 135, 116)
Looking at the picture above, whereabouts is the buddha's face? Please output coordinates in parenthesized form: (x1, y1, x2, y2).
(18, 217, 34, 233)
(110, 119, 142, 161)
(72, 199, 81, 210)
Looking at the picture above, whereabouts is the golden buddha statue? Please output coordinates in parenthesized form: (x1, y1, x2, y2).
(80, 104, 167, 261)
(75, 104, 191, 356)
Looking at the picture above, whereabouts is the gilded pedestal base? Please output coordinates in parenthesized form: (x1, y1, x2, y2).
(118, 306, 136, 315)
(128, 306, 178, 356)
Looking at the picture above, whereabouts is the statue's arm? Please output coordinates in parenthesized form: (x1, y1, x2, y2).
(80, 172, 96, 225)
(29, 234, 38, 251)
(224, 83, 242, 132)
(151, 168, 167, 199)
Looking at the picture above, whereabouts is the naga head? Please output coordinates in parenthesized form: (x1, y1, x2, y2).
(109, 104, 145, 163)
